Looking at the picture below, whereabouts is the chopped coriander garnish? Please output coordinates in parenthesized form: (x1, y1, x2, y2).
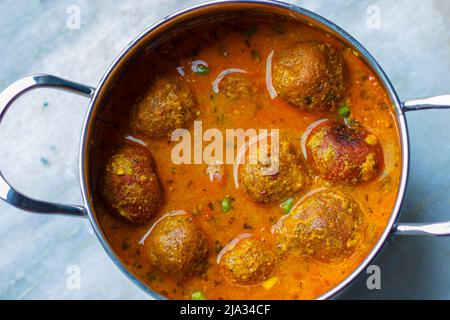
(146, 272, 158, 282)
(192, 64, 210, 75)
(121, 241, 130, 250)
(338, 104, 351, 118)
(280, 198, 294, 214)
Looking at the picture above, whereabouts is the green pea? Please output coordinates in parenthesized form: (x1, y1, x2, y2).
(338, 104, 351, 118)
(280, 198, 294, 214)
(191, 291, 206, 300)
(221, 198, 232, 213)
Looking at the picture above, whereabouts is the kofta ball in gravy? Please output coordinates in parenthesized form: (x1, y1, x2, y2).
(219, 236, 275, 285)
(101, 146, 163, 226)
(130, 74, 197, 137)
(306, 120, 383, 184)
(272, 40, 345, 111)
(274, 190, 363, 263)
(145, 213, 209, 280)
(240, 140, 306, 204)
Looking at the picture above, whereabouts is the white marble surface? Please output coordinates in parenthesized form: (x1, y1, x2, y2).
(0, 0, 449, 299)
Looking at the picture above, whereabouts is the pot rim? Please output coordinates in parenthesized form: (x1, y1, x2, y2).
(79, 0, 410, 300)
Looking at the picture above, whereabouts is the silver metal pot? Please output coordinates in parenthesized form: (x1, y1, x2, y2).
(1, 0, 449, 300)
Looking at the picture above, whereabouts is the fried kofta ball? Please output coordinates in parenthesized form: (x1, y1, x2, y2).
(274, 190, 363, 263)
(219, 236, 275, 285)
(306, 120, 383, 184)
(272, 40, 345, 111)
(101, 146, 163, 225)
(130, 74, 197, 137)
(218, 74, 255, 101)
(240, 140, 306, 204)
(146, 213, 209, 280)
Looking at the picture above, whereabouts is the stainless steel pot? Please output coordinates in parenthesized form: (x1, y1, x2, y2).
(1, 0, 450, 300)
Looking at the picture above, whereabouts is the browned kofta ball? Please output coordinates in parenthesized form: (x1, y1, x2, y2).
(272, 40, 345, 111)
(130, 74, 197, 137)
(145, 213, 209, 280)
(240, 140, 306, 204)
(219, 236, 275, 285)
(305, 120, 383, 184)
(274, 190, 363, 263)
(101, 145, 163, 225)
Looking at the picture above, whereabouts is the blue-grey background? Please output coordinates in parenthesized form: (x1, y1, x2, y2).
(0, 0, 449, 299)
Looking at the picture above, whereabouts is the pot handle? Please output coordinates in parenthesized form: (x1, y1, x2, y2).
(393, 96, 450, 236)
(402, 95, 450, 111)
(0, 74, 95, 217)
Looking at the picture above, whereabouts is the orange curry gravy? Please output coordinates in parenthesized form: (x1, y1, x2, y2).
(92, 15, 402, 299)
